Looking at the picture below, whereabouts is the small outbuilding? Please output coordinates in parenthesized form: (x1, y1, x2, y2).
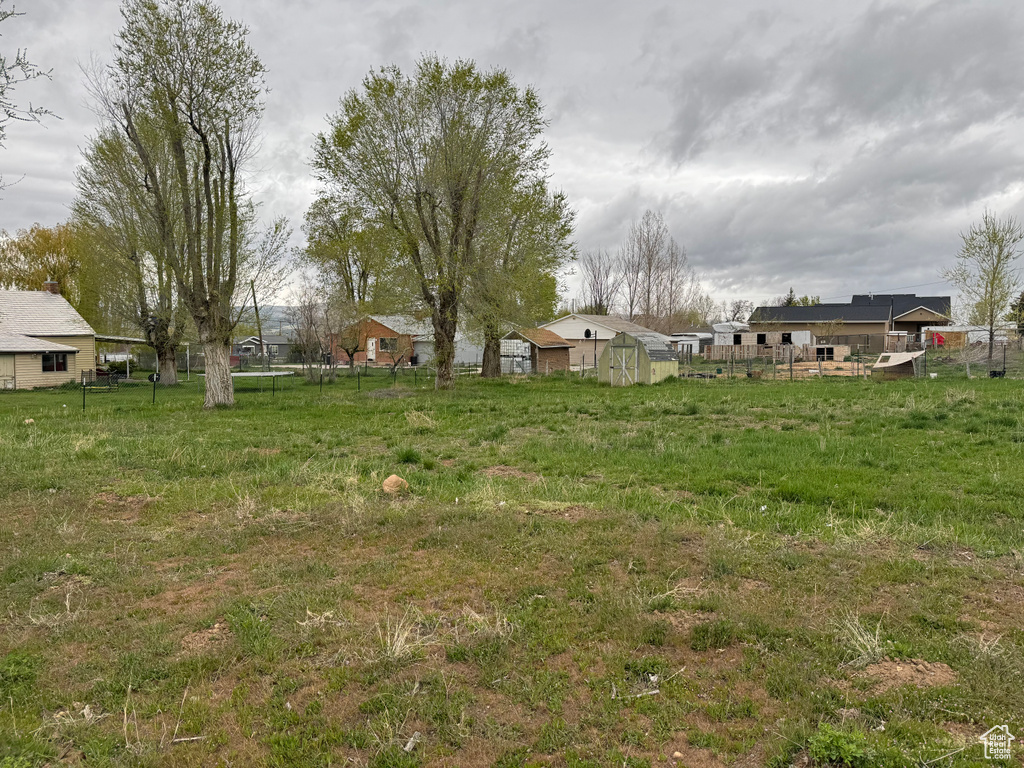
(598, 331, 678, 386)
(871, 350, 925, 379)
(500, 328, 574, 374)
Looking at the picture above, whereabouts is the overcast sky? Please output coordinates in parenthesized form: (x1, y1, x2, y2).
(3, 0, 1023, 309)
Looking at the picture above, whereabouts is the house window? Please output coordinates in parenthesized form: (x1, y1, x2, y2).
(816, 347, 835, 361)
(42, 353, 68, 372)
(756, 333, 766, 345)
(269, 345, 279, 356)
(379, 337, 398, 352)
(781, 332, 792, 345)
(733, 334, 742, 345)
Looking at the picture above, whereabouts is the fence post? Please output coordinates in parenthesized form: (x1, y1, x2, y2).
(357, 368, 361, 391)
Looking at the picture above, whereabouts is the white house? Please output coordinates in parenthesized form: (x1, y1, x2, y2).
(0, 284, 97, 389)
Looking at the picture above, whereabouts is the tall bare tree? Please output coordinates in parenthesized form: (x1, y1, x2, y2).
(943, 211, 1023, 361)
(313, 56, 552, 390)
(617, 209, 712, 331)
(577, 249, 617, 315)
(90, 0, 273, 407)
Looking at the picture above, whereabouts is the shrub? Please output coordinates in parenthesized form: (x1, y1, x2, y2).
(808, 723, 872, 767)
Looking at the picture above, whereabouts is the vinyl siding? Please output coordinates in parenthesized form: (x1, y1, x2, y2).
(13, 350, 80, 389)
(10, 335, 94, 389)
(44, 335, 95, 371)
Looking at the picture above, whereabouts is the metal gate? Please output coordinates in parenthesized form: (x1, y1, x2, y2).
(609, 342, 638, 386)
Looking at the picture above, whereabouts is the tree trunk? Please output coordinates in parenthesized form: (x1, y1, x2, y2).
(432, 296, 458, 391)
(157, 347, 179, 386)
(481, 327, 501, 378)
(203, 342, 234, 408)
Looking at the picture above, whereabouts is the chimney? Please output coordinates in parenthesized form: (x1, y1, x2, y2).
(43, 280, 60, 295)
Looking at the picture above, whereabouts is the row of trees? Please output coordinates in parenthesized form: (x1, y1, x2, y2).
(574, 210, 715, 332)
(4, 0, 575, 397)
(307, 57, 574, 385)
(2, 0, 287, 407)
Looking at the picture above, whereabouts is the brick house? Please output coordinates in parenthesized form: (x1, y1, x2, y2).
(335, 315, 484, 367)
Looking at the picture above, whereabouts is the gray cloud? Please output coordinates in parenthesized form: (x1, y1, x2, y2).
(2, 0, 1022, 307)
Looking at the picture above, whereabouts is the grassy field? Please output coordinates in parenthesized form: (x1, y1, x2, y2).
(1, 373, 1022, 767)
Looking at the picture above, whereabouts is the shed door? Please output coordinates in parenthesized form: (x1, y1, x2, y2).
(367, 337, 376, 361)
(0, 355, 13, 389)
(610, 343, 638, 386)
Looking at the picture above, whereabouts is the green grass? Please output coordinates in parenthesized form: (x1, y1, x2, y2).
(1, 373, 1023, 766)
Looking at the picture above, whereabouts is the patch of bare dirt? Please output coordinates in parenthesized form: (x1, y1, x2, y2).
(482, 465, 541, 482)
(856, 659, 956, 694)
(737, 579, 771, 594)
(669, 744, 728, 768)
(90, 492, 153, 523)
(141, 564, 241, 613)
(180, 618, 231, 654)
(661, 610, 715, 634)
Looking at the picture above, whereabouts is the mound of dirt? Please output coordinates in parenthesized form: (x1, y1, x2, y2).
(180, 619, 230, 654)
(857, 659, 956, 693)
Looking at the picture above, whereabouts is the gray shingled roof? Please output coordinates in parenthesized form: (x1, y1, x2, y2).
(0, 290, 95, 336)
(749, 303, 892, 324)
(852, 294, 951, 317)
(0, 332, 80, 353)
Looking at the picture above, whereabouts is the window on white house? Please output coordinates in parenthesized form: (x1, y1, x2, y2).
(42, 353, 68, 372)
(379, 337, 398, 352)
